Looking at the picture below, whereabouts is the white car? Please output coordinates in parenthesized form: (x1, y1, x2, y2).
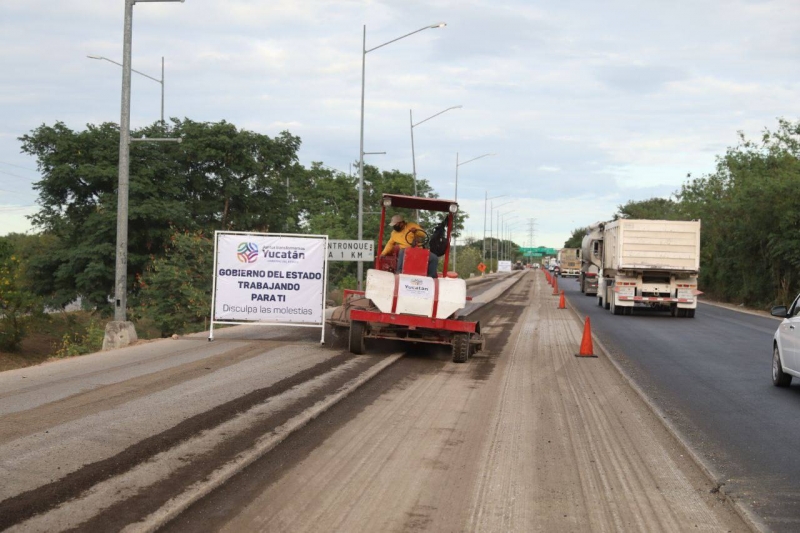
(771, 299, 800, 386)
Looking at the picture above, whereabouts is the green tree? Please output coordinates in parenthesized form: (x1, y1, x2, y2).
(20, 119, 301, 311)
(137, 230, 213, 336)
(616, 197, 681, 220)
(564, 227, 586, 248)
(0, 237, 42, 351)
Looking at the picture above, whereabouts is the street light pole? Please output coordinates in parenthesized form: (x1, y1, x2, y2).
(410, 105, 461, 216)
(87, 54, 165, 124)
(453, 152, 495, 271)
(484, 193, 506, 262)
(490, 200, 512, 271)
(357, 22, 446, 290)
(111, 0, 183, 331)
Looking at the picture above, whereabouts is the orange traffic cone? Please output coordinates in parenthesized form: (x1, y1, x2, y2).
(575, 317, 597, 358)
(558, 290, 566, 309)
(552, 277, 559, 295)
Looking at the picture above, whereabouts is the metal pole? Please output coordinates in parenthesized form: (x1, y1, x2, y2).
(357, 25, 366, 291)
(453, 152, 459, 271)
(410, 109, 418, 220)
(483, 191, 487, 262)
(113, 0, 134, 322)
(160, 56, 164, 124)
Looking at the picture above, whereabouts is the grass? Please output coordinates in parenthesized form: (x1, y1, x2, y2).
(0, 312, 164, 373)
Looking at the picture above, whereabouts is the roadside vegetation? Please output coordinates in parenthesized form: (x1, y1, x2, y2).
(1, 118, 497, 367)
(564, 118, 800, 309)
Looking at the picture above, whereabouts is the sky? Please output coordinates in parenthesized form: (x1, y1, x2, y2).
(1, 0, 799, 248)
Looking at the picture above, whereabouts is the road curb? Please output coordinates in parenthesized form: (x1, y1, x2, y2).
(563, 291, 770, 533)
(127, 352, 404, 533)
(699, 299, 780, 321)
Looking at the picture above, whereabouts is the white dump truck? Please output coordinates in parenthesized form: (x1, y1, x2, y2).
(558, 248, 581, 277)
(595, 219, 701, 317)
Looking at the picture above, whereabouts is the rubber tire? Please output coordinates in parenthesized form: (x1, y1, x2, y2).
(687, 309, 696, 318)
(624, 306, 633, 316)
(612, 299, 623, 315)
(349, 321, 366, 355)
(598, 296, 603, 307)
(677, 308, 687, 318)
(452, 334, 470, 363)
(580, 277, 585, 294)
(670, 305, 677, 317)
(773, 344, 792, 387)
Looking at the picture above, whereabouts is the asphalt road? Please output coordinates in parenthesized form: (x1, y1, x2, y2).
(561, 275, 799, 531)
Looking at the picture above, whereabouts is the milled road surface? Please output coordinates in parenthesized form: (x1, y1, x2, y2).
(562, 275, 796, 531)
(163, 272, 747, 532)
(0, 274, 516, 532)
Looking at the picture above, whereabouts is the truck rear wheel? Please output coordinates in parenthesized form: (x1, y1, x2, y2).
(349, 321, 366, 355)
(452, 334, 469, 363)
(687, 309, 696, 318)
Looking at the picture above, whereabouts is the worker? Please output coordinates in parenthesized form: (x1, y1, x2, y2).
(381, 214, 439, 278)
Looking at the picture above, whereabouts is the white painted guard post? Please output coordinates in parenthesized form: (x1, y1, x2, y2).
(209, 232, 329, 344)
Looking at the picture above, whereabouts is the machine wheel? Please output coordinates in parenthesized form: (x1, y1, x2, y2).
(624, 306, 633, 316)
(687, 309, 696, 318)
(452, 334, 470, 363)
(597, 296, 603, 307)
(670, 305, 677, 317)
(349, 321, 366, 355)
(612, 299, 623, 315)
(580, 277, 585, 294)
(773, 344, 792, 387)
(677, 308, 687, 318)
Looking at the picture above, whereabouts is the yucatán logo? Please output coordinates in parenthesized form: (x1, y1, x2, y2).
(237, 242, 259, 263)
(403, 277, 430, 294)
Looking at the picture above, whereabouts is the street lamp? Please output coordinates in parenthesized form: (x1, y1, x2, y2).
(490, 200, 513, 270)
(109, 0, 184, 339)
(501, 215, 518, 261)
(453, 152, 495, 270)
(484, 193, 506, 261)
(410, 105, 462, 211)
(88, 55, 166, 124)
(357, 22, 446, 290)
(496, 209, 514, 267)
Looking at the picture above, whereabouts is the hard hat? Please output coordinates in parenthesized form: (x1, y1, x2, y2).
(390, 214, 405, 226)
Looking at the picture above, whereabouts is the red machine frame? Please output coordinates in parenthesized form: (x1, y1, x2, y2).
(332, 194, 482, 362)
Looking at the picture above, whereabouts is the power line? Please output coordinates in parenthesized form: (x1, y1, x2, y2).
(0, 161, 37, 172)
(0, 169, 38, 183)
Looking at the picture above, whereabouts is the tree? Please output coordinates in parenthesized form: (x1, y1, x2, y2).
(137, 230, 213, 336)
(616, 197, 681, 220)
(564, 227, 586, 248)
(0, 236, 42, 351)
(20, 119, 301, 311)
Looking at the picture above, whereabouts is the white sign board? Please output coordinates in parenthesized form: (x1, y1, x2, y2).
(498, 260, 512, 272)
(328, 240, 374, 262)
(209, 232, 328, 342)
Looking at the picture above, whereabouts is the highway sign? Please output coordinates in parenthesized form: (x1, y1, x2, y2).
(327, 240, 374, 262)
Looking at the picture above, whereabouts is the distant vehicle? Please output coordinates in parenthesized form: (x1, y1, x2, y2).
(580, 225, 602, 296)
(553, 265, 561, 276)
(771, 299, 800, 386)
(558, 248, 581, 277)
(512, 260, 524, 271)
(593, 219, 702, 317)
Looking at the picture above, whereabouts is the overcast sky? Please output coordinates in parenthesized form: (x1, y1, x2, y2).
(2, 0, 799, 248)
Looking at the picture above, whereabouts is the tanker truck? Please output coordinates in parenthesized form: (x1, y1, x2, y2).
(595, 219, 701, 317)
(579, 223, 603, 296)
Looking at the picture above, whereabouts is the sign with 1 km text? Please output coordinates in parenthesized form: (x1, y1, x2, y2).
(327, 240, 374, 262)
(209, 232, 329, 342)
